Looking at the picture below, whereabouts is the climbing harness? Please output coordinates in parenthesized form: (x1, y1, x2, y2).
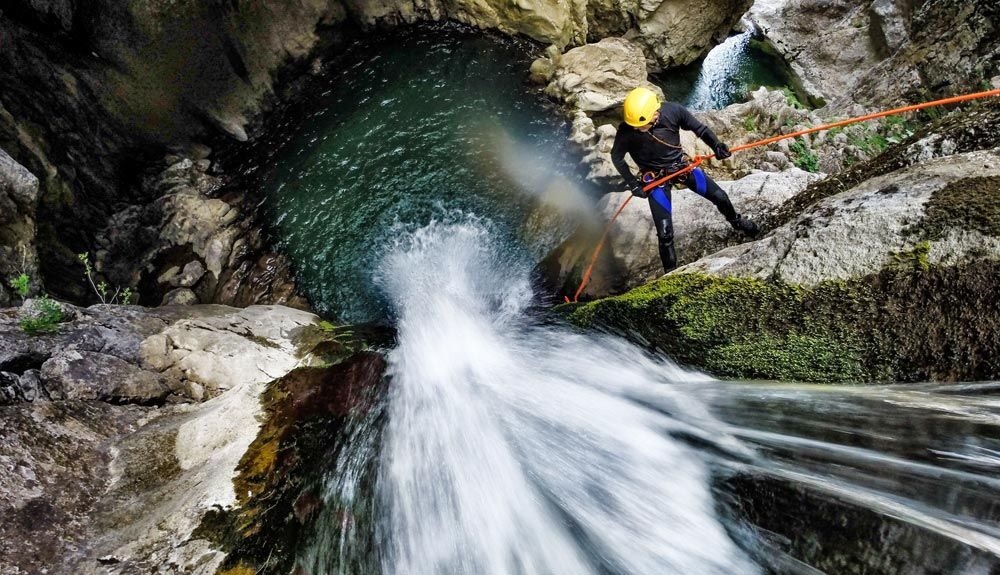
(565, 88, 1000, 303)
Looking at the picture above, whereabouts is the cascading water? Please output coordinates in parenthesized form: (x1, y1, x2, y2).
(654, 23, 799, 111)
(375, 219, 759, 575)
(301, 217, 762, 574)
(254, 24, 1000, 575)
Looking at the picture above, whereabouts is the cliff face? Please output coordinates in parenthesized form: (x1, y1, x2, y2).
(749, 0, 999, 108)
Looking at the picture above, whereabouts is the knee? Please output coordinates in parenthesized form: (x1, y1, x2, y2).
(657, 227, 674, 245)
(703, 185, 729, 205)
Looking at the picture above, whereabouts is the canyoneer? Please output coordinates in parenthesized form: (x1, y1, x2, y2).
(611, 86, 759, 272)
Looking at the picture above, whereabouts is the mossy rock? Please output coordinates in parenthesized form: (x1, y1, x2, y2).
(764, 100, 1000, 233)
(196, 349, 388, 575)
(561, 262, 1000, 383)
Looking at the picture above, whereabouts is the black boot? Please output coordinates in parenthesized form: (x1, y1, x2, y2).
(658, 240, 677, 273)
(729, 215, 760, 237)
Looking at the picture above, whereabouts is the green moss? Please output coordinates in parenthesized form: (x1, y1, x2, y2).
(708, 334, 864, 382)
(912, 176, 1000, 240)
(782, 87, 804, 110)
(563, 262, 1000, 383)
(888, 241, 931, 272)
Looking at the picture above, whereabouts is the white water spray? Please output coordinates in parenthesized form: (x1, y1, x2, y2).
(375, 218, 760, 575)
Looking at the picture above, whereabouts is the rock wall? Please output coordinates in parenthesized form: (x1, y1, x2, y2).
(0, 302, 378, 574)
(0, 0, 350, 300)
(0, 149, 40, 307)
(749, 0, 999, 109)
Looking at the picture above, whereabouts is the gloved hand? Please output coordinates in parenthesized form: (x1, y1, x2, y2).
(713, 142, 732, 160)
(629, 179, 649, 199)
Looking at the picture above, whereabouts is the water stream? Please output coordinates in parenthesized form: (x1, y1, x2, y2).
(250, 24, 1000, 574)
(296, 217, 1000, 575)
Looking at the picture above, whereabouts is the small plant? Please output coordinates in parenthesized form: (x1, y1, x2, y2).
(8, 273, 29, 299)
(78, 252, 138, 305)
(6, 246, 31, 300)
(742, 115, 758, 133)
(19, 295, 64, 335)
(789, 138, 820, 172)
(782, 87, 804, 110)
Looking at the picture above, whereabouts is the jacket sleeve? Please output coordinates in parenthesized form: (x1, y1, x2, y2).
(610, 127, 635, 182)
(676, 104, 722, 150)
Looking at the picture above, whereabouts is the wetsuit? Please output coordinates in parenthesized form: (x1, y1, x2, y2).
(610, 102, 741, 272)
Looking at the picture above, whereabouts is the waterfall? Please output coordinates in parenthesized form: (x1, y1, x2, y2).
(372, 217, 759, 575)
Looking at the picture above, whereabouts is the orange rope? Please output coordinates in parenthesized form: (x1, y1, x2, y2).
(565, 88, 1000, 303)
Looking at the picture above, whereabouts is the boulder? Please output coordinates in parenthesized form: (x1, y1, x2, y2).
(40, 350, 173, 404)
(543, 38, 660, 113)
(161, 288, 199, 306)
(679, 150, 1000, 283)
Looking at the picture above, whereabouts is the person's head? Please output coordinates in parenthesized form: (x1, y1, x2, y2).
(623, 87, 660, 132)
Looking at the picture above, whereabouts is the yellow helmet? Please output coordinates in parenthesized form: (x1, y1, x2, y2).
(623, 87, 660, 127)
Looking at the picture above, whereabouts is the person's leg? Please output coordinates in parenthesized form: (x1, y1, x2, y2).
(683, 168, 759, 236)
(646, 185, 676, 272)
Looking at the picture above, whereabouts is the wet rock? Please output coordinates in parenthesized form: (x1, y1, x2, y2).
(751, 0, 998, 109)
(749, 0, 885, 103)
(0, 302, 359, 573)
(630, 0, 754, 69)
(541, 168, 823, 297)
(97, 157, 305, 309)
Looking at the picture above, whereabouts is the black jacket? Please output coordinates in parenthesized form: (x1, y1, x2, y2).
(610, 102, 723, 181)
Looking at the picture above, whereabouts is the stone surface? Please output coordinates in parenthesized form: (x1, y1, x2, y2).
(0, 148, 39, 307)
(679, 150, 1000, 283)
(41, 349, 173, 403)
(541, 168, 823, 297)
(629, 0, 754, 68)
(750, 0, 999, 109)
(544, 38, 660, 113)
(96, 155, 307, 310)
(0, 302, 351, 574)
(161, 287, 199, 306)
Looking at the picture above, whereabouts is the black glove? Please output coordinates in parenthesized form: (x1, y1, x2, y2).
(714, 142, 732, 160)
(629, 179, 648, 199)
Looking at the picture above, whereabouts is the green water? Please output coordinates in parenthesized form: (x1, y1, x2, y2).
(255, 24, 597, 322)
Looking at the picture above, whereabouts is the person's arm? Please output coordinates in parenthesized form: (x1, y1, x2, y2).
(610, 128, 647, 197)
(676, 104, 729, 157)
(610, 127, 635, 182)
